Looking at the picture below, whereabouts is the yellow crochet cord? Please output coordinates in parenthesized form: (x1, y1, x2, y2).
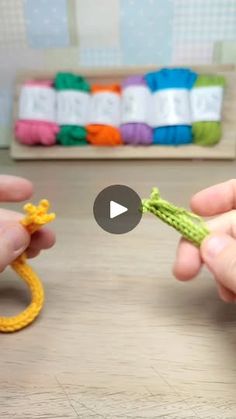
(0, 199, 55, 333)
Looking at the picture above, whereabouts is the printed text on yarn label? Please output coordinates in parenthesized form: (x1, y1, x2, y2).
(190, 86, 223, 122)
(56, 91, 90, 125)
(121, 86, 152, 124)
(151, 89, 191, 127)
(19, 86, 56, 122)
(88, 92, 121, 127)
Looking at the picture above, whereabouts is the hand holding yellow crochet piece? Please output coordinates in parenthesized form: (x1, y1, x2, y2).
(0, 199, 55, 333)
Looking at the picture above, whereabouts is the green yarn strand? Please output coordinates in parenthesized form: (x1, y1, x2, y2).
(142, 188, 209, 247)
(192, 74, 226, 147)
(55, 72, 90, 92)
(56, 126, 87, 146)
(54, 72, 90, 146)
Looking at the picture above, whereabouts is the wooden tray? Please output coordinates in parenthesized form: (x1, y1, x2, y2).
(11, 65, 236, 160)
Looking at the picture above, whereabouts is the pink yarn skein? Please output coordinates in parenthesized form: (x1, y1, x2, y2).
(15, 80, 59, 146)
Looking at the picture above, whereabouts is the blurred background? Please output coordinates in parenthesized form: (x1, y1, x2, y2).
(1, 0, 236, 147)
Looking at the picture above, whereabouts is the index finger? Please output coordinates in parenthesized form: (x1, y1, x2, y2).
(191, 180, 236, 216)
(0, 175, 33, 202)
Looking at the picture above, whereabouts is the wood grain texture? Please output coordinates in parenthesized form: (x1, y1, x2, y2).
(11, 65, 236, 161)
(1, 150, 236, 418)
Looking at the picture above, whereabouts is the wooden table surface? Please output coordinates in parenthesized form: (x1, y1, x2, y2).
(1, 151, 236, 418)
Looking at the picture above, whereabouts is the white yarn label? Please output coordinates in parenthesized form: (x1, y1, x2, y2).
(88, 92, 120, 127)
(56, 90, 90, 125)
(19, 85, 56, 122)
(151, 88, 191, 127)
(121, 86, 152, 124)
(190, 86, 223, 122)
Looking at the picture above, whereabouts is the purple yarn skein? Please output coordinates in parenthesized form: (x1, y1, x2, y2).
(120, 75, 153, 145)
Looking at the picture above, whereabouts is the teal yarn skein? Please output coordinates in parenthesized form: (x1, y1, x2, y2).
(145, 68, 197, 146)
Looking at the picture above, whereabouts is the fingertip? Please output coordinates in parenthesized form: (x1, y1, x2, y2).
(173, 260, 201, 281)
(190, 180, 236, 216)
(44, 229, 56, 249)
(14, 178, 33, 201)
(0, 176, 33, 202)
(27, 248, 40, 259)
(31, 229, 56, 250)
(200, 234, 232, 262)
(190, 192, 204, 214)
(173, 263, 194, 281)
(216, 283, 235, 303)
(200, 233, 236, 294)
(173, 238, 202, 281)
(26, 229, 56, 259)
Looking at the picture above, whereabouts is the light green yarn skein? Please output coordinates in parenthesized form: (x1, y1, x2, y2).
(192, 75, 226, 146)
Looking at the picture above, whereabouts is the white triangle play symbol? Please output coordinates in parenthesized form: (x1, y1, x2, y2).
(110, 200, 128, 219)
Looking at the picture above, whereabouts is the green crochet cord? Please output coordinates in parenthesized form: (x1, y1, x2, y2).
(192, 74, 226, 147)
(142, 188, 210, 247)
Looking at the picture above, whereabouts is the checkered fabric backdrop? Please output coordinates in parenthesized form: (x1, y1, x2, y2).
(0, 0, 27, 47)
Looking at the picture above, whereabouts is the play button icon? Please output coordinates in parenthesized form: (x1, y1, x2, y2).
(93, 185, 142, 234)
(110, 201, 128, 219)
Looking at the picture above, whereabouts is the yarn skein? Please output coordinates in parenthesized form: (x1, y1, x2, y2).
(87, 85, 123, 146)
(192, 75, 225, 146)
(54, 72, 90, 146)
(15, 80, 59, 146)
(145, 68, 197, 145)
(120, 75, 153, 145)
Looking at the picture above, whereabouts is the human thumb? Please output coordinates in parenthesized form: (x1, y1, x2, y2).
(201, 234, 236, 294)
(0, 223, 30, 272)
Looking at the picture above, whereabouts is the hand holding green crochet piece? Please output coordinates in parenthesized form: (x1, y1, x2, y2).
(143, 181, 236, 303)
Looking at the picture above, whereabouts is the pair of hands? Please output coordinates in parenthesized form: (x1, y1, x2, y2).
(2, 175, 236, 303)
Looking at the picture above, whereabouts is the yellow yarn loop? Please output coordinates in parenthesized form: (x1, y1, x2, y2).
(0, 199, 55, 333)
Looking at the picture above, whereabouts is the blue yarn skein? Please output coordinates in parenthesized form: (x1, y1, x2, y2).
(145, 68, 197, 145)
